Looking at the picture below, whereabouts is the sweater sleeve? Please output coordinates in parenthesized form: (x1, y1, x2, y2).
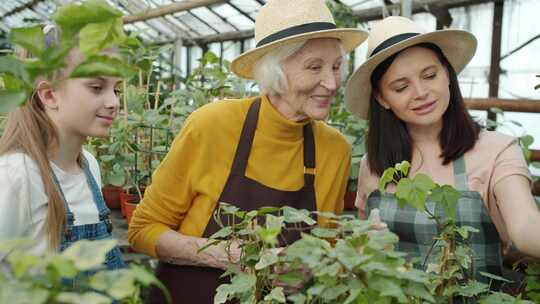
(128, 115, 201, 257)
(0, 157, 30, 260)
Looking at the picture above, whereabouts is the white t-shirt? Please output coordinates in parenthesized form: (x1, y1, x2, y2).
(0, 149, 102, 259)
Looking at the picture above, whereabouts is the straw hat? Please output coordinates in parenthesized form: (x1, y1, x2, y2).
(345, 16, 477, 119)
(230, 0, 368, 79)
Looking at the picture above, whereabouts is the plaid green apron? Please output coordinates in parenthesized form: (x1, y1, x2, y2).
(366, 156, 503, 283)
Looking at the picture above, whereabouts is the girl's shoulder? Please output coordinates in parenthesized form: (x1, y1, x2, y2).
(0, 152, 37, 176)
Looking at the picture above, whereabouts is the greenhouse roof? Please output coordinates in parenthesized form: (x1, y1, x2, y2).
(0, 0, 492, 45)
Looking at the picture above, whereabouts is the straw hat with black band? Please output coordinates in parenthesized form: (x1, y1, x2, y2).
(345, 16, 477, 119)
(231, 0, 368, 80)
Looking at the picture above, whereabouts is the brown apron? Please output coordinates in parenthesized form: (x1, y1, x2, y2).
(148, 99, 317, 304)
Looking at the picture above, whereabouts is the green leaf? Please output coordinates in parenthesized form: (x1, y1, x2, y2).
(311, 227, 339, 238)
(395, 161, 410, 176)
(229, 272, 256, 293)
(107, 173, 125, 187)
(520, 134, 534, 147)
(526, 263, 540, 275)
(321, 284, 348, 301)
(478, 291, 524, 303)
(404, 282, 435, 302)
(53, 0, 123, 42)
(430, 184, 460, 220)
(369, 276, 407, 302)
(479, 271, 513, 283)
(70, 55, 137, 78)
(396, 174, 436, 211)
(7, 252, 41, 279)
(56, 291, 111, 304)
(48, 255, 78, 279)
(90, 270, 136, 300)
(9, 26, 46, 57)
(61, 239, 116, 271)
(335, 240, 371, 270)
(0, 283, 49, 304)
(456, 226, 479, 240)
(264, 287, 286, 303)
(0, 56, 31, 84)
(378, 168, 396, 193)
(455, 280, 489, 297)
(255, 249, 279, 270)
(0, 90, 28, 114)
(282, 207, 316, 225)
(79, 18, 126, 56)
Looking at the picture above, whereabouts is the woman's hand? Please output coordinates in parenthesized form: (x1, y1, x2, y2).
(368, 208, 388, 232)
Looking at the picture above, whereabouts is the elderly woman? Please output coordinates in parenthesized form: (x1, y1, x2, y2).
(346, 16, 540, 284)
(128, 0, 367, 302)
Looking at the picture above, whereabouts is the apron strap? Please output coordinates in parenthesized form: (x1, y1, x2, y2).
(453, 155, 469, 191)
(230, 98, 261, 175)
(303, 123, 315, 187)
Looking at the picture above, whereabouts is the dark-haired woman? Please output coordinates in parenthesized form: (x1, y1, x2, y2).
(345, 16, 540, 283)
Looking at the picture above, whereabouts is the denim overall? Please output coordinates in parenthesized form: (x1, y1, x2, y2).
(366, 156, 503, 284)
(52, 155, 125, 271)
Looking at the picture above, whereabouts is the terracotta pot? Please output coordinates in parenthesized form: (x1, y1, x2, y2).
(344, 191, 357, 210)
(102, 185, 124, 209)
(120, 191, 140, 217)
(124, 201, 138, 225)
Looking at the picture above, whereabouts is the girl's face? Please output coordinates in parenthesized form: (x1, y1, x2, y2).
(375, 46, 450, 131)
(275, 38, 343, 121)
(44, 49, 122, 140)
(54, 76, 121, 139)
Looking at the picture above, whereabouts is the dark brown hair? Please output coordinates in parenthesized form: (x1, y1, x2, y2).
(367, 43, 481, 177)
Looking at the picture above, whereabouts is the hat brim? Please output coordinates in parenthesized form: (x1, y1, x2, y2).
(345, 30, 477, 119)
(231, 28, 368, 79)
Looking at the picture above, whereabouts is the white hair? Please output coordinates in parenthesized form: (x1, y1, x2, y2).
(253, 39, 347, 96)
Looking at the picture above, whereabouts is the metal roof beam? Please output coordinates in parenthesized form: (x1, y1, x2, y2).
(225, 1, 255, 22)
(0, 0, 45, 19)
(187, 10, 219, 34)
(353, 0, 495, 22)
(123, 0, 225, 24)
(207, 6, 239, 31)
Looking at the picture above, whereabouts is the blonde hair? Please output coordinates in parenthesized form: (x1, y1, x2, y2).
(0, 25, 77, 249)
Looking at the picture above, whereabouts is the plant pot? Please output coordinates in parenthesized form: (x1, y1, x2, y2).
(344, 191, 357, 210)
(102, 185, 124, 209)
(124, 201, 138, 225)
(120, 188, 144, 218)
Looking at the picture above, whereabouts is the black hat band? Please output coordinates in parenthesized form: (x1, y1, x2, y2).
(370, 32, 420, 57)
(256, 22, 337, 48)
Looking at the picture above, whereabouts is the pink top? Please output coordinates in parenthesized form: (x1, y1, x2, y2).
(356, 130, 532, 246)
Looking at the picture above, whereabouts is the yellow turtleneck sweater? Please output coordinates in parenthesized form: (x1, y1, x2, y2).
(128, 96, 351, 257)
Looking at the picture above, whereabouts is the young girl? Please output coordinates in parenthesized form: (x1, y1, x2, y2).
(345, 16, 540, 282)
(0, 24, 125, 270)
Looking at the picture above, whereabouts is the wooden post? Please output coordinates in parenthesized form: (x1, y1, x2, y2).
(487, 0, 504, 129)
(123, 0, 225, 24)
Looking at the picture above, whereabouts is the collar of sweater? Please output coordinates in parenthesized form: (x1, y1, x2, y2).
(259, 95, 312, 141)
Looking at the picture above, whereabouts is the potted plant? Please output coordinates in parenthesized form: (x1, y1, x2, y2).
(203, 162, 540, 303)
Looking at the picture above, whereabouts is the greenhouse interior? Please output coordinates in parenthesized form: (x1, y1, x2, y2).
(0, 0, 539, 303)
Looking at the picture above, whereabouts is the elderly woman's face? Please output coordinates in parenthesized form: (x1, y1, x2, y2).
(276, 38, 343, 121)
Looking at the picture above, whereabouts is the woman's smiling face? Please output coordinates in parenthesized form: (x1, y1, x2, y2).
(376, 46, 451, 130)
(272, 38, 344, 121)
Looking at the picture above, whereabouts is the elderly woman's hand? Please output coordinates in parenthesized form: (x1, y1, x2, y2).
(214, 240, 242, 270)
